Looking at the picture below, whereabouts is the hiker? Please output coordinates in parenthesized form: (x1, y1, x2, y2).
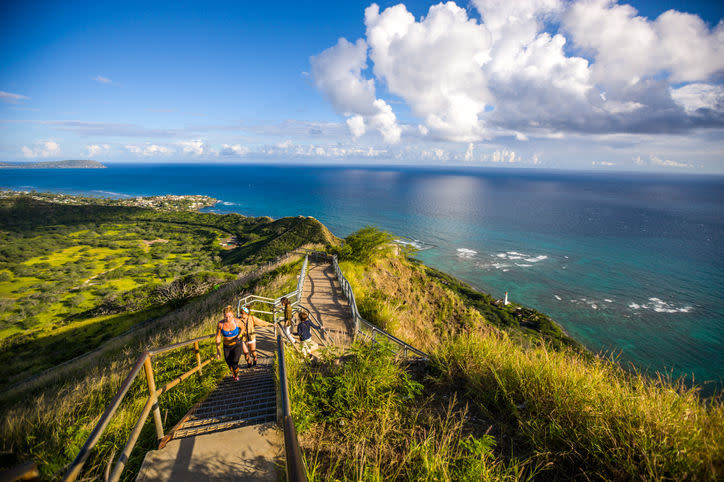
(216, 305, 245, 380)
(279, 296, 296, 342)
(297, 311, 320, 357)
(238, 305, 272, 367)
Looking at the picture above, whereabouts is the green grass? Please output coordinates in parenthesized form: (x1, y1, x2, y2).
(288, 342, 531, 481)
(0, 306, 172, 387)
(434, 332, 724, 480)
(328, 228, 724, 480)
(23, 246, 121, 267)
(1, 335, 230, 480)
(0, 194, 334, 388)
(0, 255, 308, 480)
(0, 276, 38, 298)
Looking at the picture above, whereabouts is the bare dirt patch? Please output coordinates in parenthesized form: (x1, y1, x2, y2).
(139, 239, 169, 252)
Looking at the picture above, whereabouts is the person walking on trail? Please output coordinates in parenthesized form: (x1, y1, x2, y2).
(216, 305, 245, 380)
(238, 305, 272, 367)
(279, 297, 296, 342)
(297, 311, 320, 357)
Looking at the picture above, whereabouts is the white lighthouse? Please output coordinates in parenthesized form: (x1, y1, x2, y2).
(504, 291, 509, 306)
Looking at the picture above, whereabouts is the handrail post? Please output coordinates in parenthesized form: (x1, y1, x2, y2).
(143, 357, 164, 441)
(194, 341, 202, 376)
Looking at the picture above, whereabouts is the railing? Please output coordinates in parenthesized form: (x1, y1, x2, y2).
(62, 248, 423, 481)
(313, 250, 429, 360)
(62, 334, 215, 482)
(277, 334, 307, 482)
(237, 253, 308, 318)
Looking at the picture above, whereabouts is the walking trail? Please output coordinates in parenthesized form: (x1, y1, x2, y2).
(135, 259, 354, 481)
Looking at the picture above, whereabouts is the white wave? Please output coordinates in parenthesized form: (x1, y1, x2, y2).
(92, 190, 131, 198)
(628, 298, 693, 314)
(604, 299, 613, 303)
(219, 201, 238, 206)
(525, 255, 548, 263)
(491, 262, 510, 269)
(507, 251, 527, 256)
(495, 253, 508, 258)
(395, 238, 434, 250)
(395, 239, 420, 248)
(457, 248, 477, 258)
(554, 295, 562, 301)
(515, 263, 533, 267)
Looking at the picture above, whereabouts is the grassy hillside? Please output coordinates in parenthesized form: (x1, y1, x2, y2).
(0, 257, 303, 480)
(0, 193, 335, 389)
(288, 228, 723, 480)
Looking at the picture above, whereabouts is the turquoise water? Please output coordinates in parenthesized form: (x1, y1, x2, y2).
(2, 164, 722, 394)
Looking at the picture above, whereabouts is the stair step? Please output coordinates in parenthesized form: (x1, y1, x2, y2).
(189, 397, 277, 420)
(181, 406, 276, 430)
(205, 381, 275, 396)
(173, 413, 277, 438)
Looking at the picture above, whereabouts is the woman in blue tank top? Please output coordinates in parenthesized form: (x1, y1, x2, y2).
(216, 305, 245, 380)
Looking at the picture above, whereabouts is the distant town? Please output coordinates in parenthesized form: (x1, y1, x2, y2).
(0, 190, 218, 211)
(0, 160, 106, 169)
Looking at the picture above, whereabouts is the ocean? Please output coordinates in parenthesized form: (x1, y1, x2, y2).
(2, 163, 722, 394)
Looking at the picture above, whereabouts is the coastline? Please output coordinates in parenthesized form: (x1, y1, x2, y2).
(1, 164, 721, 394)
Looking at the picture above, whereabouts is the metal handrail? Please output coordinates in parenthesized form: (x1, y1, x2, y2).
(328, 254, 429, 360)
(294, 250, 427, 359)
(277, 334, 307, 482)
(63, 335, 215, 482)
(63, 250, 423, 481)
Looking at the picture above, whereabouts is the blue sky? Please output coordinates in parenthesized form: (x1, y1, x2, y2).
(1, 0, 723, 172)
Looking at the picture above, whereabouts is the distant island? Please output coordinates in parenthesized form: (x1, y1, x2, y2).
(0, 160, 106, 169)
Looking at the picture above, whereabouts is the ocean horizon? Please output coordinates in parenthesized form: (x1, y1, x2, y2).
(2, 162, 722, 395)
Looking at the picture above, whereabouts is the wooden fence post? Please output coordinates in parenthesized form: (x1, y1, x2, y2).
(194, 341, 202, 376)
(143, 357, 164, 441)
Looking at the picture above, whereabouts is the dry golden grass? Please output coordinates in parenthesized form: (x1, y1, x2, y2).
(338, 248, 724, 480)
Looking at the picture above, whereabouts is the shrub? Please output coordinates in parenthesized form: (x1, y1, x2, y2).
(335, 227, 392, 263)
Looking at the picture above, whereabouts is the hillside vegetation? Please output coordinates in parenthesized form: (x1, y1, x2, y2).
(1, 258, 304, 480)
(0, 191, 332, 479)
(0, 193, 335, 390)
(288, 227, 723, 480)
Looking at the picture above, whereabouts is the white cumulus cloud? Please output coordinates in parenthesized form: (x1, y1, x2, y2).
(365, 2, 492, 142)
(564, 1, 724, 85)
(221, 144, 250, 156)
(464, 143, 475, 161)
(125, 144, 172, 156)
(85, 144, 110, 157)
(670, 83, 724, 114)
(346, 115, 366, 138)
(179, 140, 214, 156)
(490, 149, 519, 163)
(21, 140, 60, 158)
(311, 1, 724, 144)
(649, 154, 693, 168)
(310, 37, 401, 143)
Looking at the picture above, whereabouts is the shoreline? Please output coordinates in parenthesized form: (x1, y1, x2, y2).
(2, 184, 721, 395)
